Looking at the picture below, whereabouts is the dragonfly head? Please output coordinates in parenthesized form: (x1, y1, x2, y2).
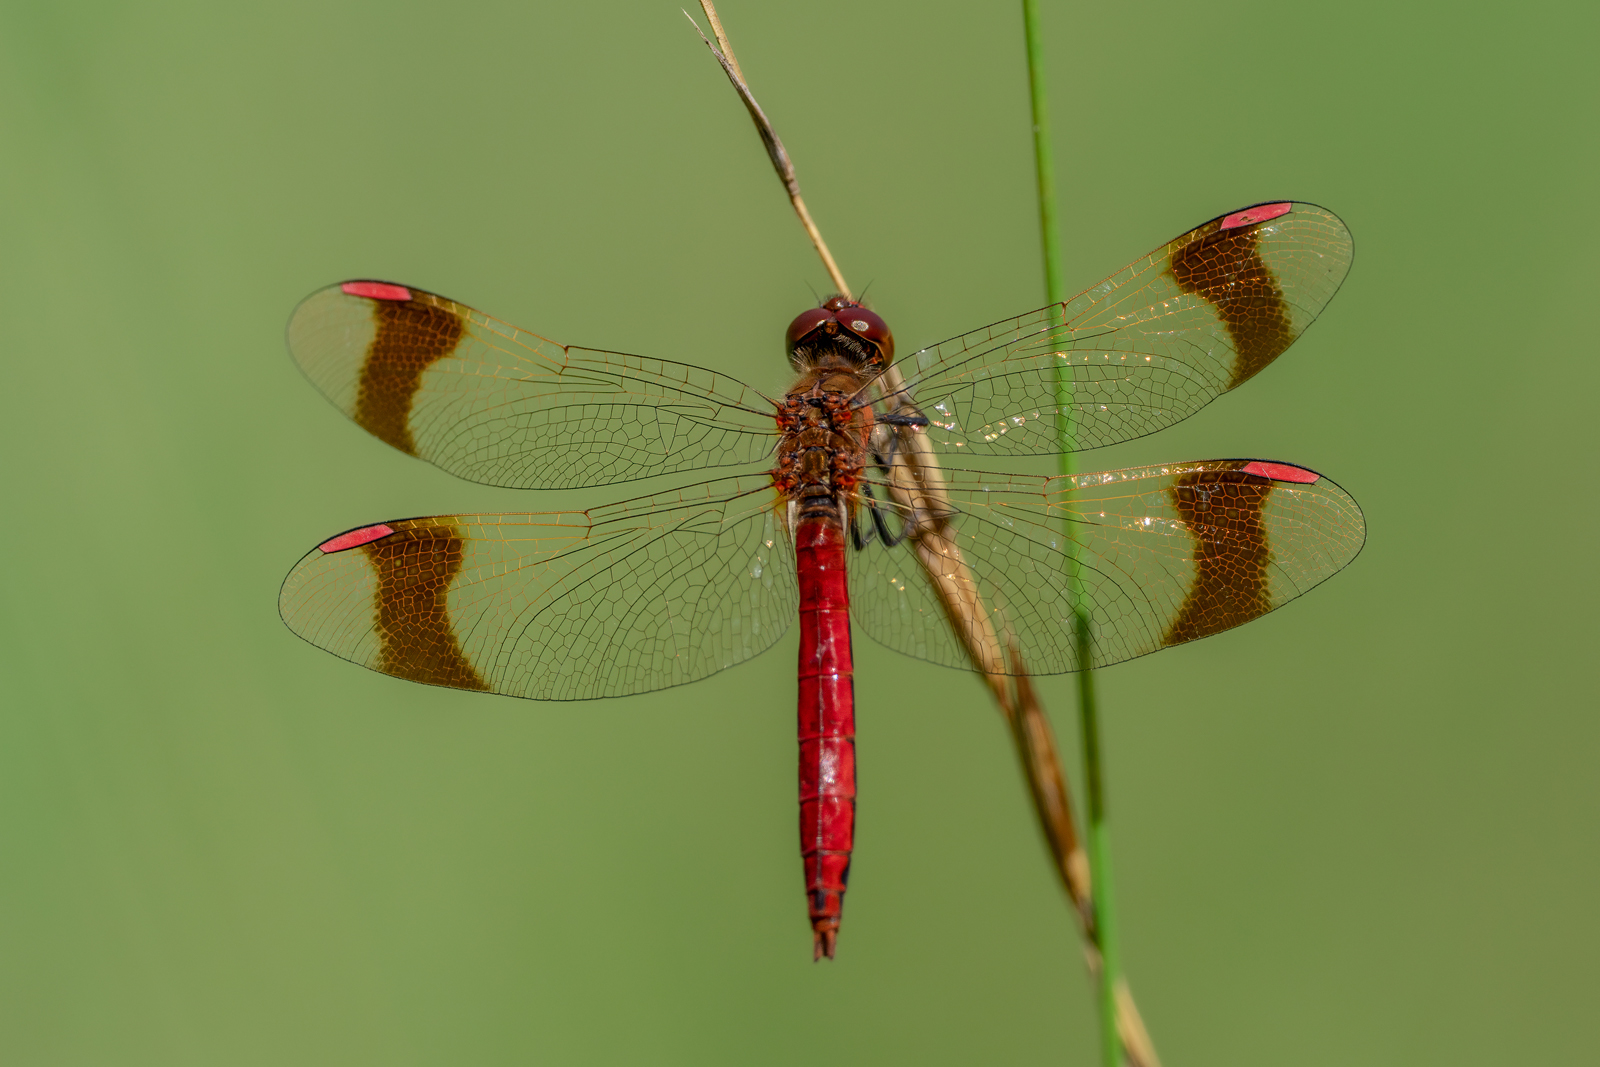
(785, 295, 895, 373)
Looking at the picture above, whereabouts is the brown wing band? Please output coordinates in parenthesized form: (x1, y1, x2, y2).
(1169, 220, 1294, 388)
(361, 524, 489, 692)
(353, 294, 466, 455)
(1163, 469, 1274, 646)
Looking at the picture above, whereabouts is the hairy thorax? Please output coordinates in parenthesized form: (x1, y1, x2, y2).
(773, 356, 876, 524)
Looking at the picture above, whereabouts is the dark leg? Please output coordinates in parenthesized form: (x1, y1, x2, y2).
(849, 505, 875, 550)
(860, 480, 912, 549)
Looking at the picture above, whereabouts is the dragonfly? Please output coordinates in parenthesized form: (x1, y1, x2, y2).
(280, 201, 1365, 959)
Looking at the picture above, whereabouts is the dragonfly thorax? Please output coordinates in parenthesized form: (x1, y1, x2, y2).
(774, 373, 874, 524)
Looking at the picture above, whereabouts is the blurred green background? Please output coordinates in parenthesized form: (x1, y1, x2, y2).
(2, 1, 1595, 1064)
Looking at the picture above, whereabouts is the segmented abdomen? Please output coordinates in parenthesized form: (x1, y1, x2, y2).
(794, 514, 855, 960)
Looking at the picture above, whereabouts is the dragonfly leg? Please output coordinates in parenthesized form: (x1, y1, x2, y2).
(859, 480, 912, 549)
(848, 504, 876, 550)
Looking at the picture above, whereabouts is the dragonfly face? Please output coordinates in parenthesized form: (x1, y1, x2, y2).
(280, 202, 1365, 958)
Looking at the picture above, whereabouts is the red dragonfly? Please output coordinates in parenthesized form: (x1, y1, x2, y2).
(281, 201, 1364, 959)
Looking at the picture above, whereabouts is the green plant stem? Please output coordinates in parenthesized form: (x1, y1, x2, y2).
(1077, 611, 1119, 1067)
(1023, 2, 1065, 311)
(1023, 4, 1121, 1066)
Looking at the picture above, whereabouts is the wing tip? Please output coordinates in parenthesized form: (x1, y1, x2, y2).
(317, 523, 396, 553)
(341, 280, 413, 302)
(1240, 461, 1320, 484)
(1220, 202, 1294, 230)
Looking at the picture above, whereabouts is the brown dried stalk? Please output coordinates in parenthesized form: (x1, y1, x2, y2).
(689, 5, 1158, 1064)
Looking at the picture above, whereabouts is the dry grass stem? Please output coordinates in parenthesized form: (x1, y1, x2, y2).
(689, 5, 1157, 1063)
(690, 3, 849, 295)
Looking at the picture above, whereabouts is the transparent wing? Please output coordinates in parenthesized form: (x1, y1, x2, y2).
(881, 203, 1352, 456)
(848, 460, 1364, 673)
(279, 475, 795, 700)
(287, 281, 780, 489)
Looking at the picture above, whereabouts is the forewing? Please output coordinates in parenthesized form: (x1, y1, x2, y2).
(280, 475, 795, 700)
(287, 281, 780, 488)
(886, 203, 1352, 455)
(848, 460, 1364, 673)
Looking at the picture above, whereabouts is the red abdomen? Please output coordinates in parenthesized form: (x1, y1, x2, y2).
(795, 515, 855, 960)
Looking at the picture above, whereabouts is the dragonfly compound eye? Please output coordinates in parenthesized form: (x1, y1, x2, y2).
(785, 307, 838, 364)
(834, 305, 894, 366)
